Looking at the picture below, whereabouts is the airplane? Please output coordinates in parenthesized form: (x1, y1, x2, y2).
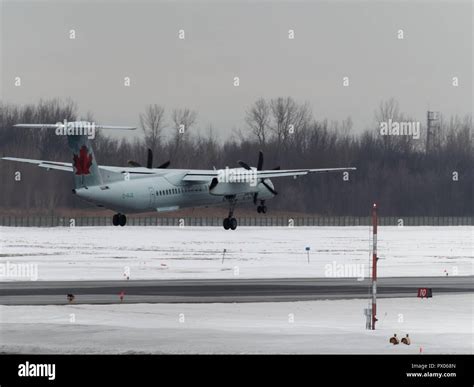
(2, 121, 356, 230)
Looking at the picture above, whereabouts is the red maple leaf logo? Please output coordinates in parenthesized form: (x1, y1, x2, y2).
(73, 145, 93, 175)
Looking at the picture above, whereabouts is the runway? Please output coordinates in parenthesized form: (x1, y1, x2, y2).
(0, 276, 472, 305)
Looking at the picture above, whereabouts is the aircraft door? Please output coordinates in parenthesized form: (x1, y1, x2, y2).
(148, 187, 156, 208)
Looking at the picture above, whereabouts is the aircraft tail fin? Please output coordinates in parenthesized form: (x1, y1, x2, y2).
(68, 134, 103, 188)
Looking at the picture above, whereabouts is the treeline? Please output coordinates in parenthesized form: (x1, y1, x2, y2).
(0, 98, 472, 216)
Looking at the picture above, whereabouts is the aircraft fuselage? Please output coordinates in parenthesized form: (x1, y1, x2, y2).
(74, 173, 274, 214)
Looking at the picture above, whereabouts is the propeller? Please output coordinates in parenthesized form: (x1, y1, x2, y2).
(237, 160, 252, 170)
(128, 148, 171, 169)
(237, 151, 279, 204)
(127, 160, 142, 167)
(257, 151, 264, 171)
(146, 148, 153, 169)
(261, 180, 278, 195)
(209, 177, 219, 190)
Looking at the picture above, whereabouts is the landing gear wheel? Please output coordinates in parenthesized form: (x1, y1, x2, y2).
(118, 214, 127, 227)
(261, 206, 267, 214)
(257, 206, 262, 213)
(112, 214, 119, 226)
(223, 217, 231, 230)
(224, 196, 238, 230)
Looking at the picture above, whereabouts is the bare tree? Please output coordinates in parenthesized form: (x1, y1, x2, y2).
(375, 97, 400, 123)
(374, 98, 408, 152)
(245, 98, 270, 146)
(269, 97, 312, 150)
(269, 97, 295, 146)
(171, 107, 197, 153)
(140, 104, 166, 155)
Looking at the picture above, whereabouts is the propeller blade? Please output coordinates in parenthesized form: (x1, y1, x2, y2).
(262, 180, 278, 195)
(157, 160, 171, 169)
(146, 148, 153, 169)
(257, 151, 264, 171)
(238, 160, 252, 170)
(209, 177, 219, 190)
(127, 160, 141, 167)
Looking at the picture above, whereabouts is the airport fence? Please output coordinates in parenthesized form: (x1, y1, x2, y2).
(0, 215, 471, 227)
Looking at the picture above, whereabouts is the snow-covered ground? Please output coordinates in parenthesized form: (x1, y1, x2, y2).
(0, 294, 471, 354)
(0, 226, 472, 280)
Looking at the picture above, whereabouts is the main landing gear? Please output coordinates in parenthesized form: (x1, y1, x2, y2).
(257, 200, 267, 214)
(223, 197, 238, 230)
(112, 213, 127, 226)
(223, 217, 237, 230)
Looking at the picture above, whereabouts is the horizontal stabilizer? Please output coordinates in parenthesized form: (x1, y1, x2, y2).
(14, 123, 136, 130)
(1, 157, 73, 172)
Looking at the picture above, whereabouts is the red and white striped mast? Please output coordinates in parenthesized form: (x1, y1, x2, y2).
(371, 203, 378, 330)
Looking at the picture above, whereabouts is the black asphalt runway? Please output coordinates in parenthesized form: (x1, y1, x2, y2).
(0, 276, 472, 305)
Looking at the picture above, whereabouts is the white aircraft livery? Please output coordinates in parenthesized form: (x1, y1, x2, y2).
(2, 122, 356, 230)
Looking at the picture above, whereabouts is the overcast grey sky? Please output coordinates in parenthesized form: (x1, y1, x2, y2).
(1, 0, 472, 140)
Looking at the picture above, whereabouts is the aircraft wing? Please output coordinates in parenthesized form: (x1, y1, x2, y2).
(182, 167, 356, 181)
(1, 157, 73, 172)
(99, 166, 157, 174)
(2, 157, 356, 179)
(256, 167, 356, 179)
(1, 158, 162, 175)
(182, 171, 218, 181)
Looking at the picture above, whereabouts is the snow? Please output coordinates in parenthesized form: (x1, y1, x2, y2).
(0, 294, 471, 354)
(0, 226, 472, 281)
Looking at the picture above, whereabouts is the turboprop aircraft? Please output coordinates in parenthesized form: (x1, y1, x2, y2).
(2, 121, 356, 230)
